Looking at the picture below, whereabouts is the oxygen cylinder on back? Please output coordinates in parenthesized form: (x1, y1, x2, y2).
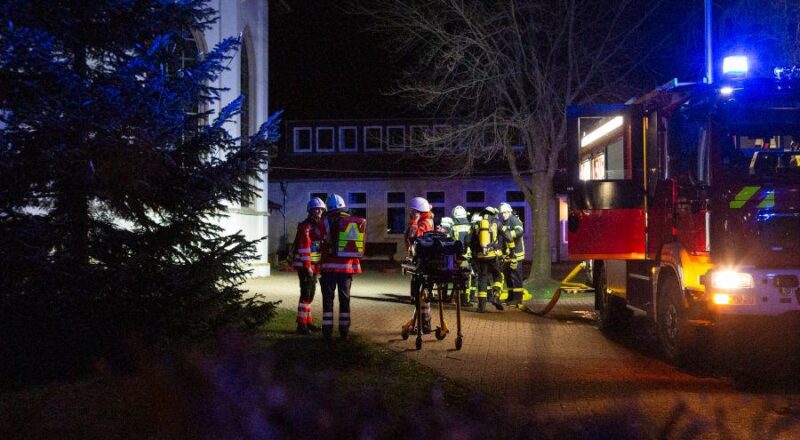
(479, 218, 491, 248)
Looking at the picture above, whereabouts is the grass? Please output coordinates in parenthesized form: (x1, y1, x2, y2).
(0, 309, 496, 439)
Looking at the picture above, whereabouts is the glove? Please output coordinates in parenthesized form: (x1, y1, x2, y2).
(307, 267, 315, 277)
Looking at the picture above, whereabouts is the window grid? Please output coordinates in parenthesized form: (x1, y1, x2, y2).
(363, 126, 383, 152)
(347, 192, 367, 219)
(293, 127, 312, 153)
(386, 125, 406, 151)
(386, 191, 406, 235)
(316, 127, 335, 152)
(338, 126, 357, 152)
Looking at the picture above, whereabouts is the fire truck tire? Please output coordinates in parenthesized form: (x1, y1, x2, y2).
(595, 262, 629, 333)
(657, 274, 693, 365)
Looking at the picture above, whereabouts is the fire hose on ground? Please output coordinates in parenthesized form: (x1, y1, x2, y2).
(529, 261, 594, 316)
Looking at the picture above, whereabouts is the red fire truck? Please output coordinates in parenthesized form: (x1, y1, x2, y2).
(566, 57, 800, 364)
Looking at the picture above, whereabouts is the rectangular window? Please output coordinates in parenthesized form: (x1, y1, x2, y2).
(339, 126, 357, 152)
(410, 125, 429, 149)
(348, 192, 366, 205)
(364, 126, 383, 152)
(386, 126, 406, 151)
(578, 115, 627, 181)
(426, 191, 445, 204)
(316, 127, 334, 152)
(466, 191, 485, 203)
(348, 192, 367, 218)
(505, 191, 524, 203)
(433, 124, 451, 149)
(431, 207, 445, 224)
(293, 127, 312, 153)
(387, 192, 405, 204)
(387, 207, 406, 235)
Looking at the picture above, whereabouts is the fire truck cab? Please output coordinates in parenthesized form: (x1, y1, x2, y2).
(566, 59, 800, 364)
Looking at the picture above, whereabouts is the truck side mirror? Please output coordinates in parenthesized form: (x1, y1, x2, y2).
(567, 213, 580, 232)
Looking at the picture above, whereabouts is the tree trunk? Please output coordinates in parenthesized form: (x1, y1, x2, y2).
(526, 173, 553, 285)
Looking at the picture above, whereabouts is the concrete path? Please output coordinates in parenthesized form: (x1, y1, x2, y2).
(246, 271, 800, 439)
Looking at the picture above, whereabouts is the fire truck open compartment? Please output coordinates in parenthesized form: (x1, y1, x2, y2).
(566, 104, 647, 260)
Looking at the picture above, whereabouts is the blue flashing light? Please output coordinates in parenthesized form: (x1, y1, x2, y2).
(722, 56, 749, 76)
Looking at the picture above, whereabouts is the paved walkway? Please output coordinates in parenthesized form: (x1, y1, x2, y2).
(246, 271, 800, 439)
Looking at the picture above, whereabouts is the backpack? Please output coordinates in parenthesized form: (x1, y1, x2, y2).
(330, 215, 366, 258)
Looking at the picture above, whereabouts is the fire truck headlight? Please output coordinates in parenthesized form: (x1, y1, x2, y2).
(720, 86, 734, 96)
(710, 271, 754, 289)
(712, 293, 732, 305)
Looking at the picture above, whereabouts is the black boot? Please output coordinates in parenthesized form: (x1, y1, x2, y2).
(492, 296, 504, 311)
(296, 323, 311, 335)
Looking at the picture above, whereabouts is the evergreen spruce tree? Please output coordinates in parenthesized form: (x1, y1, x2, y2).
(0, 0, 277, 381)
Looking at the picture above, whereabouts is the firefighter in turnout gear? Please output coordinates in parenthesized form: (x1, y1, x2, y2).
(451, 206, 473, 306)
(498, 202, 525, 306)
(470, 206, 504, 312)
(320, 194, 366, 341)
(405, 197, 434, 333)
(293, 197, 326, 335)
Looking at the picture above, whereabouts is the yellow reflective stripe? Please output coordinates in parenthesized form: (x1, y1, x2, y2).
(729, 186, 760, 209)
(757, 191, 775, 209)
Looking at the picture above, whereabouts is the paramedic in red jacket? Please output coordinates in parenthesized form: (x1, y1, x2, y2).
(320, 194, 366, 341)
(405, 197, 434, 333)
(293, 197, 326, 335)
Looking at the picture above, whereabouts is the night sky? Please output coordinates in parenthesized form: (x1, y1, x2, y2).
(268, 2, 766, 123)
(268, 1, 407, 121)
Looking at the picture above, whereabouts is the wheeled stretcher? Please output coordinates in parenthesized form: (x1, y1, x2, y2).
(400, 232, 468, 350)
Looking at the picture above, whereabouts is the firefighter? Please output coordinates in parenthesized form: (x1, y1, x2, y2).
(470, 206, 504, 312)
(405, 196, 434, 333)
(293, 197, 326, 335)
(498, 202, 525, 306)
(438, 216, 454, 236)
(451, 206, 473, 306)
(320, 194, 366, 341)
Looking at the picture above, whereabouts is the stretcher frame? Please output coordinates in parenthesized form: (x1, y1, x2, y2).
(401, 260, 468, 350)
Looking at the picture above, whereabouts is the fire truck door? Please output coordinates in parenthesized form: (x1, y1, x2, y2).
(566, 104, 646, 260)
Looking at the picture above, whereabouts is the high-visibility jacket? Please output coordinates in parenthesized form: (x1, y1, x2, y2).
(451, 217, 472, 256)
(500, 214, 525, 262)
(293, 216, 326, 274)
(470, 214, 501, 259)
(405, 211, 434, 252)
(321, 210, 365, 274)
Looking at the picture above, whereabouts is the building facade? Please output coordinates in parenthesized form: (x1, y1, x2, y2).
(268, 119, 570, 263)
(196, 0, 285, 277)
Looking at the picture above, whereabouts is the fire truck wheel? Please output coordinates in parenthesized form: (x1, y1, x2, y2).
(595, 262, 629, 333)
(657, 275, 693, 365)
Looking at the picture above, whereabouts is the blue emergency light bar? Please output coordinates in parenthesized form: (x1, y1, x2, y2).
(722, 56, 748, 76)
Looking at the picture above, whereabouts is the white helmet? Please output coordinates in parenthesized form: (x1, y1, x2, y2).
(452, 205, 467, 219)
(499, 202, 513, 214)
(470, 213, 481, 223)
(307, 197, 326, 211)
(440, 217, 454, 229)
(326, 193, 346, 211)
(409, 196, 431, 213)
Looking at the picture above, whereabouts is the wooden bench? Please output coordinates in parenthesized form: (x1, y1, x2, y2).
(363, 241, 398, 262)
